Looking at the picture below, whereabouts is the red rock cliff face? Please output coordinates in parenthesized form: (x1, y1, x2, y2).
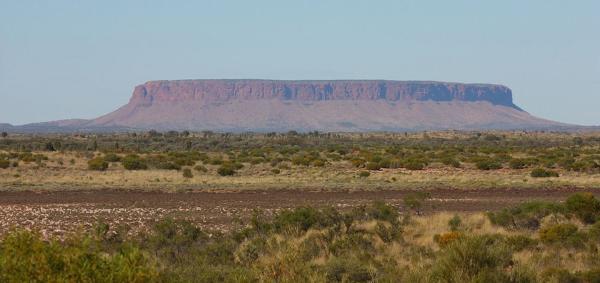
(129, 80, 519, 109)
(87, 79, 565, 132)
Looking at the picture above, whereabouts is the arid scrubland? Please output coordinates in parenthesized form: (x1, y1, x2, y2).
(1, 131, 600, 282)
(2, 194, 600, 282)
(1, 131, 600, 191)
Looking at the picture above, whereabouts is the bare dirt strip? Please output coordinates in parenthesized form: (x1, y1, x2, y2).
(0, 188, 598, 237)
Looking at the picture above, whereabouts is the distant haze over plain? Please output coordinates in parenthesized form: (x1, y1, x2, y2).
(1, 1, 599, 126)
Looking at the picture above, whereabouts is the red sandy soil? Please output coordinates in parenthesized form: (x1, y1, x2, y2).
(1, 188, 597, 237)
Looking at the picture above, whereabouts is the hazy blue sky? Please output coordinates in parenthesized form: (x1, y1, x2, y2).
(1, 1, 599, 125)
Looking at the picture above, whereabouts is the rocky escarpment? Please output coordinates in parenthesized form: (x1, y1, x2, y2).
(127, 80, 519, 108)
(87, 79, 562, 132)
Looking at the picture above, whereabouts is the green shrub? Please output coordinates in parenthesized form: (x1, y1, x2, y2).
(154, 161, 181, 170)
(0, 230, 159, 282)
(103, 153, 121, 162)
(509, 158, 527, 169)
(182, 168, 193, 178)
(530, 168, 559, 178)
(274, 207, 342, 233)
(570, 161, 593, 172)
(217, 165, 236, 176)
(208, 158, 223, 165)
(237, 237, 267, 264)
(365, 162, 381, 171)
(324, 258, 373, 283)
(0, 159, 9, 169)
(291, 156, 311, 166)
(121, 155, 147, 170)
(367, 201, 400, 223)
(430, 235, 513, 283)
(476, 159, 502, 170)
(194, 165, 208, 172)
(403, 192, 431, 215)
(148, 218, 207, 263)
(350, 158, 365, 168)
(274, 207, 321, 232)
(487, 201, 565, 230)
(19, 153, 48, 163)
(329, 233, 376, 258)
(378, 158, 396, 169)
(271, 168, 281, 174)
(542, 268, 600, 283)
(565, 192, 600, 224)
(505, 235, 538, 251)
(297, 234, 327, 261)
(580, 269, 600, 283)
(404, 160, 425, 170)
(87, 157, 108, 171)
(441, 157, 461, 168)
(375, 222, 402, 243)
(539, 223, 584, 248)
(540, 268, 580, 283)
(448, 215, 462, 231)
(484, 134, 502, 141)
(358, 171, 370, 178)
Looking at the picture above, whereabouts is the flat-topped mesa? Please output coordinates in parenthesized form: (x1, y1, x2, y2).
(129, 80, 519, 109)
(86, 78, 566, 132)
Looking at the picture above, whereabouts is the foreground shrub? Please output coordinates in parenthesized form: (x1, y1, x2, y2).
(274, 207, 342, 233)
(487, 201, 565, 230)
(324, 257, 373, 283)
(87, 157, 109, 171)
(121, 155, 147, 170)
(366, 201, 400, 224)
(530, 168, 559, 178)
(365, 162, 381, 171)
(19, 153, 48, 163)
(540, 268, 580, 283)
(103, 153, 121, 162)
(403, 192, 431, 215)
(194, 165, 208, 172)
(509, 158, 528, 169)
(539, 223, 584, 248)
(565, 192, 600, 224)
(350, 158, 365, 168)
(404, 159, 425, 170)
(0, 230, 158, 282)
(430, 235, 513, 282)
(375, 222, 402, 243)
(358, 171, 370, 178)
(147, 218, 207, 263)
(154, 161, 181, 171)
(476, 159, 502, 170)
(0, 159, 9, 169)
(505, 235, 538, 251)
(2, 195, 600, 282)
(182, 168, 193, 178)
(441, 157, 461, 168)
(217, 164, 236, 176)
(448, 215, 462, 231)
